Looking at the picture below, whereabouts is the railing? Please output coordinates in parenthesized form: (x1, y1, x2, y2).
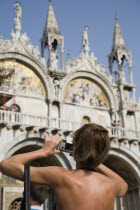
(121, 101, 139, 110)
(107, 126, 140, 140)
(0, 110, 84, 131)
(0, 110, 140, 140)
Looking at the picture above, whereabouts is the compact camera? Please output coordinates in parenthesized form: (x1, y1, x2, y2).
(57, 140, 73, 153)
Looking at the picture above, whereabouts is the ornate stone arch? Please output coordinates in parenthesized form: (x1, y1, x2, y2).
(109, 143, 140, 182)
(60, 71, 117, 109)
(3, 136, 74, 170)
(105, 145, 140, 209)
(0, 52, 54, 100)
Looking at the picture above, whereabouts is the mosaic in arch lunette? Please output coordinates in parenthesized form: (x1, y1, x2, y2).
(64, 78, 109, 108)
(0, 61, 46, 98)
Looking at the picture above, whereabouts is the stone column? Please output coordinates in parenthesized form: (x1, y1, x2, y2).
(114, 199, 117, 210)
(59, 102, 64, 130)
(121, 110, 127, 128)
(134, 112, 138, 133)
(132, 88, 136, 103)
(120, 197, 124, 210)
(61, 46, 65, 71)
(129, 66, 133, 84)
(111, 109, 116, 122)
(119, 84, 124, 102)
(47, 100, 52, 127)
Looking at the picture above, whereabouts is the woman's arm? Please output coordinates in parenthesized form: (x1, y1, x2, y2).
(96, 164, 128, 197)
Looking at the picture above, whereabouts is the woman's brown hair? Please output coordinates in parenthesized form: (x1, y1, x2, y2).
(73, 123, 110, 169)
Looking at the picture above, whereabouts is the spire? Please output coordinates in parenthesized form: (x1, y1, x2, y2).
(112, 17, 126, 52)
(46, 2, 60, 35)
(108, 17, 133, 87)
(41, 1, 61, 55)
(41, 1, 64, 71)
(14, 2, 22, 38)
(82, 26, 90, 57)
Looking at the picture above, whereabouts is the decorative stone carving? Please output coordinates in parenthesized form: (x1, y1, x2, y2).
(108, 74, 113, 83)
(0, 39, 11, 51)
(33, 46, 40, 58)
(6, 124, 12, 130)
(27, 43, 33, 53)
(21, 33, 30, 43)
(11, 30, 17, 41)
(33, 127, 39, 133)
(40, 57, 47, 67)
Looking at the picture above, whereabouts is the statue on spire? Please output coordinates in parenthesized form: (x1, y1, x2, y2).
(82, 26, 90, 57)
(14, 2, 22, 37)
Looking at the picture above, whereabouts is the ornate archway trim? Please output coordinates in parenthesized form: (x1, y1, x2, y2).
(109, 146, 140, 182)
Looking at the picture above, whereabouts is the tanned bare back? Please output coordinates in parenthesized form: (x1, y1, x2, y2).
(54, 169, 116, 210)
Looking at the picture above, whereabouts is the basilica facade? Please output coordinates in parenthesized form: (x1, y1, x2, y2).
(0, 1, 139, 210)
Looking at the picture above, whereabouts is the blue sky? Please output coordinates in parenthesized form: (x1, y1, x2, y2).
(0, 0, 140, 98)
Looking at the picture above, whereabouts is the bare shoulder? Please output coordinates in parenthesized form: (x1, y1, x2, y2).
(94, 172, 128, 197)
(95, 172, 117, 192)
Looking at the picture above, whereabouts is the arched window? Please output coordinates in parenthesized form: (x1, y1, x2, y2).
(10, 104, 21, 112)
(82, 116, 90, 123)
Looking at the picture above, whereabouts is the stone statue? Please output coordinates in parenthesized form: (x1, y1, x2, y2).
(14, 2, 22, 35)
(53, 78, 60, 97)
(82, 26, 89, 46)
(14, 2, 22, 20)
(50, 51, 58, 70)
(82, 26, 90, 55)
(120, 70, 126, 82)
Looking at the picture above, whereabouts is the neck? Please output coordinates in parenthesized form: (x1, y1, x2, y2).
(76, 161, 96, 171)
(76, 161, 86, 170)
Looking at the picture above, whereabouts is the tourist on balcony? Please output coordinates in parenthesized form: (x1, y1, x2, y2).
(117, 120, 121, 127)
(111, 120, 117, 135)
(111, 120, 117, 127)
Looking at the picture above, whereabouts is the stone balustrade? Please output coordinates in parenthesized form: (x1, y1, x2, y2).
(107, 126, 140, 140)
(121, 101, 139, 110)
(0, 110, 140, 141)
